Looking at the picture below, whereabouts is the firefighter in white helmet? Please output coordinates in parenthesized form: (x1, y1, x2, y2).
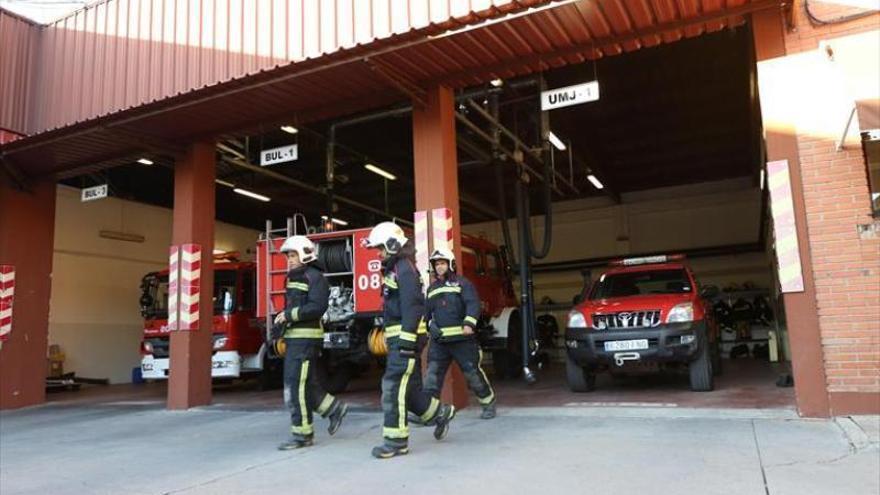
(424, 247, 496, 419)
(273, 235, 348, 450)
(364, 221, 456, 459)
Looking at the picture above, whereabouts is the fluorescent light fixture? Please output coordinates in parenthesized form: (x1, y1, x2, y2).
(137, 158, 154, 165)
(365, 163, 397, 181)
(233, 188, 271, 202)
(759, 169, 765, 190)
(213, 249, 226, 255)
(280, 125, 298, 134)
(490, 78, 504, 87)
(322, 216, 349, 226)
(548, 132, 566, 151)
(587, 174, 604, 190)
(215, 179, 235, 188)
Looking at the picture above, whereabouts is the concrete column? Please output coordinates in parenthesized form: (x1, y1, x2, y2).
(0, 178, 56, 410)
(412, 85, 469, 410)
(168, 141, 216, 410)
(752, 10, 831, 418)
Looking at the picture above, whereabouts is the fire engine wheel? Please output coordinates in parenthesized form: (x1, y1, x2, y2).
(258, 355, 283, 391)
(565, 352, 596, 393)
(689, 337, 715, 392)
(492, 312, 523, 379)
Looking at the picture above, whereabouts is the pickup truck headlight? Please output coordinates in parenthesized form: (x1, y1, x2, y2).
(667, 303, 694, 323)
(213, 336, 228, 350)
(567, 311, 588, 328)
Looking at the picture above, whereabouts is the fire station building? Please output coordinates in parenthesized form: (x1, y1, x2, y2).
(1, 0, 878, 420)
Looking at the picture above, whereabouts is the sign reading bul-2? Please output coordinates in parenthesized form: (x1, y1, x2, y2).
(541, 81, 600, 111)
(81, 184, 108, 202)
(260, 144, 298, 166)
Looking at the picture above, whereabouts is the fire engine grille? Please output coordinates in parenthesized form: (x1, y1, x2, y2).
(592, 311, 661, 330)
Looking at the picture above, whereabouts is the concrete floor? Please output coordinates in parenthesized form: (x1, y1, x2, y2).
(1, 400, 877, 495)
(42, 358, 796, 412)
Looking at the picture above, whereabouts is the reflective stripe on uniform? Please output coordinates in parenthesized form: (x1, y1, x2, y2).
(317, 394, 335, 416)
(420, 397, 440, 422)
(417, 320, 428, 335)
(439, 326, 465, 338)
(395, 358, 416, 439)
(287, 281, 309, 291)
(477, 349, 496, 405)
(290, 307, 300, 321)
(383, 426, 409, 439)
(383, 276, 398, 289)
(283, 327, 323, 339)
(292, 360, 314, 435)
(399, 331, 417, 342)
(427, 286, 462, 298)
(464, 316, 478, 326)
(385, 324, 402, 338)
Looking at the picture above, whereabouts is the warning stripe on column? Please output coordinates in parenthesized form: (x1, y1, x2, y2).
(767, 160, 805, 293)
(414, 211, 430, 289)
(167, 244, 202, 331)
(431, 208, 453, 253)
(0, 265, 14, 342)
(168, 247, 180, 331)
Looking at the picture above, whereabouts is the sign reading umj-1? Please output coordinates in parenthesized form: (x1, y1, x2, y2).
(541, 81, 600, 111)
(260, 144, 298, 166)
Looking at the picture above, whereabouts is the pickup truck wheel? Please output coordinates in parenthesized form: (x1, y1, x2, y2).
(689, 338, 715, 392)
(565, 352, 596, 392)
(711, 341, 723, 377)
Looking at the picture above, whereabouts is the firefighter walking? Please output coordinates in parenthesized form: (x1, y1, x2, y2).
(365, 222, 456, 459)
(273, 235, 348, 450)
(424, 248, 497, 419)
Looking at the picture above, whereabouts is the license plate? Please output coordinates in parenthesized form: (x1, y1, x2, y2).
(604, 339, 649, 351)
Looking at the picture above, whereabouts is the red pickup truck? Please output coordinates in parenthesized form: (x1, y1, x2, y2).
(565, 255, 721, 392)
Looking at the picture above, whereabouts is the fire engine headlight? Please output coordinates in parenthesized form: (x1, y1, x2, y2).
(143, 341, 153, 354)
(213, 336, 228, 350)
(667, 303, 694, 323)
(567, 311, 588, 329)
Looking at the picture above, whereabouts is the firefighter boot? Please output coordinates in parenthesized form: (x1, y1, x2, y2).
(327, 401, 349, 436)
(433, 404, 456, 440)
(371, 439, 409, 459)
(480, 400, 497, 420)
(278, 434, 314, 450)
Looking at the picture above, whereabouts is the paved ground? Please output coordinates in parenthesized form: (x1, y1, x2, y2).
(2, 400, 877, 495)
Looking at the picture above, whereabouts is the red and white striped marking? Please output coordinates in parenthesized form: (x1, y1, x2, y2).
(414, 211, 430, 288)
(431, 208, 454, 253)
(167, 244, 202, 330)
(0, 265, 14, 342)
(767, 160, 804, 293)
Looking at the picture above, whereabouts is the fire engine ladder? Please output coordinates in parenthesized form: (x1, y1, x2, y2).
(263, 214, 308, 341)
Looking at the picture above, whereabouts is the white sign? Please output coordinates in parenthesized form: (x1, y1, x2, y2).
(541, 81, 600, 111)
(81, 184, 108, 202)
(260, 144, 298, 166)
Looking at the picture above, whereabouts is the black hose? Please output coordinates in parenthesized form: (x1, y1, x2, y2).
(804, 0, 876, 25)
(318, 242, 351, 273)
(523, 157, 553, 259)
(495, 160, 519, 266)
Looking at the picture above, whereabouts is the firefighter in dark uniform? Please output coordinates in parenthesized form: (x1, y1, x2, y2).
(424, 247, 497, 419)
(273, 235, 348, 450)
(365, 222, 456, 459)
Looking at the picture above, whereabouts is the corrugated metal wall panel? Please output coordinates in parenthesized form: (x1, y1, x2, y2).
(29, 0, 523, 134)
(0, 10, 40, 135)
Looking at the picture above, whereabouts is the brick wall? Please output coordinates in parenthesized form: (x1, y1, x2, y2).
(782, 4, 880, 399)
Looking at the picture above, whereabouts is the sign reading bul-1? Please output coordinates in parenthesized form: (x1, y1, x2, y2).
(260, 144, 298, 166)
(541, 81, 600, 111)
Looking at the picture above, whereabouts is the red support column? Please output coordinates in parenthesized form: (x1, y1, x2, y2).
(0, 178, 55, 410)
(412, 85, 469, 410)
(167, 141, 216, 409)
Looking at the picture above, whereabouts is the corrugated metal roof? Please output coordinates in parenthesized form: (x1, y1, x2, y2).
(1, 0, 787, 178)
(0, 9, 40, 135)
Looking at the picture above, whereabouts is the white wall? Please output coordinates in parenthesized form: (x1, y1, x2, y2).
(49, 186, 259, 384)
(463, 179, 773, 323)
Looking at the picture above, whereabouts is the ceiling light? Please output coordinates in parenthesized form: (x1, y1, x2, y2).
(365, 163, 397, 181)
(587, 174, 604, 190)
(548, 132, 566, 151)
(137, 158, 154, 165)
(215, 179, 235, 188)
(322, 216, 349, 226)
(759, 169, 766, 190)
(280, 125, 298, 134)
(490, 78, 504, 87)
(213, 249, 226, 255)
(233, 188, 271, 202)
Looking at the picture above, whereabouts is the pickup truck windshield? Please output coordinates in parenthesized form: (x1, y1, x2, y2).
(590, 269, 692, 300)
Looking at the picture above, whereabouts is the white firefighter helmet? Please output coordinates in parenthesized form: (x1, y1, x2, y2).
(429, 247, 456, 272)
(365, 222, 408, 254)
(279, 235, 317, 264)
